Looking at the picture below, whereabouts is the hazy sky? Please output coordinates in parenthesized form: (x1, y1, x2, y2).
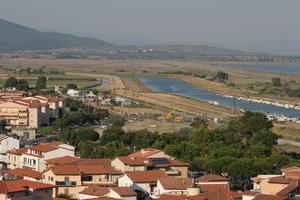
(1, 0, 300, 45)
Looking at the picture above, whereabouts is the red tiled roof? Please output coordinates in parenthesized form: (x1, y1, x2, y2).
(197, 184, 229, 193)
(152, 158, 190, 167)
(0, 179, 55, 193)
(79, 186, 110, 196)
(48, 165, 81, 175)
(128, 148, 162, 158)
(49, 164, 122, 175)
(76, 165, 122, 175)
(6, 168, 42, 179)
(125, 170, 168, 183)
(268, 177, 294, 184)
(277, 182, 298, 196)
(242, 190, 259, 196)
(117, 156, 148, 166)
(7, 147, 28, 155)
(29, 142, 62, 152)
(195, 174, 230, 182)
(159, 177, 193, 190)
(252, 194, 285, 200)
(111, 187, 136, 196)
(46, 156, 79, 165)
(159, 194, 186, 200)
(87, 198, 120, 200)
(190, 187, 241, 200)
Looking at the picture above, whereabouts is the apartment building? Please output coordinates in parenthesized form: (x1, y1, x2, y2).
(22, 95, 65, 119)
(7, 142, 75, 172)
(0, 179, 55, 200)
(0, 94, 65, 128)
(0, 135, 19, 166)
(42, 159, 123, 199)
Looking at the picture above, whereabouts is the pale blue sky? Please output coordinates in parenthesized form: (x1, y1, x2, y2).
(1, 0, 299, 46)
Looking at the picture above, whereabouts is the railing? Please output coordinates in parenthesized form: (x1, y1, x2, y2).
(56, 181, 76, 186)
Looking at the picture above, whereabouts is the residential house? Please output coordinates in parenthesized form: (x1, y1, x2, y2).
(112, 156, 189, 178)
(6, 148, 28, 170)
(42, 159, 123, 199)
(128, 148, 172, 159)
(79, 186, 137, 200)
(118, 170, 168, 195)
(7, 142, 75, 171)
(250, 166, 300, 199)
(0, 135, 19, 167)
(194, 174, 230, 185)
(0, 179, 55, 200)
(5, 168, 42, 182)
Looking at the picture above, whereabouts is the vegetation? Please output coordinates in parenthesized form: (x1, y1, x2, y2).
(63, 111, 299, 190)
(35, 76, 47, 90)
(3, 77, 29, 91)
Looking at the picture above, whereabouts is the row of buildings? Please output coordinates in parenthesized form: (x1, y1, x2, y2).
(0, 91, 64, 129)
(1, 141, 300, 200)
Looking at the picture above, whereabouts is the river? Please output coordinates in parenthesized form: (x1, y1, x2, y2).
(137, 76, 300, 118)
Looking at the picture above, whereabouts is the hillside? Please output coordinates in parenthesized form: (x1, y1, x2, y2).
(0, 18, 114, 51)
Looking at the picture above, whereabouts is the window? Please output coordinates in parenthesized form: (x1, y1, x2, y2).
(51, 177, 53, 181)
(33, 160, 36, 165)
(64, 177, 69, 181)
(64, 189, 69, 195)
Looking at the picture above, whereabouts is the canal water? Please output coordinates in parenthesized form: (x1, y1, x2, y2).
(137, 76, 300, 118)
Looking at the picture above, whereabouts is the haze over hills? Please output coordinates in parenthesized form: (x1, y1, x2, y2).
(0, 18, 114, 51)
(0, 17, 264, 56)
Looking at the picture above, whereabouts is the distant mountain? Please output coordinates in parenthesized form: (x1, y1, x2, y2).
(0, 18, 114, 51)
(239, 39, 300, 56)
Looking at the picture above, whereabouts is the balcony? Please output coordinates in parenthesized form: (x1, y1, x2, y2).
(56, 181, 76, 186)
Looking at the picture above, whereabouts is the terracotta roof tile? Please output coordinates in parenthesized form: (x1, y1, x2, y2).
(125, 170, 168, 183)
(7, 147, 28, 155)
(79, 186, 110, 196)
(159, 177, 193, 190)
(252, 194, 285, 200)
(268, 177, 294, 184)
(190, 187, 241, 200)
(276, 182, 298, 196)
(111, 187, 136, 196)
(128, 148, 162, 158)
(46, 156, 79, 165)
(159, 194, 186, 200)
(49, 164, 122, 175)
(87, 198, 120, 200)
(0, 179, 55, 193)
(195, 174, 230, 182)
(6, 168, 42, 179)
(29, 142, 62, 152)
(117, 156, 148, 166)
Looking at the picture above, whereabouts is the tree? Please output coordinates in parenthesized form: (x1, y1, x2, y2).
(215, 71, 229, 81)
(39, 126, 53, 136)
(16, 79, 29, 91)
(79, 141, 94, 158)
(66, 83, 77, 89)
(4, 77, 18, 88)
(190, 117, 208, 129)
(0, 120, 7, 133)
(272, 77, 282, 87)
(35, 76, 47, 90)
(76, 128, 99, 144)
(228, 111, 273, 137)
